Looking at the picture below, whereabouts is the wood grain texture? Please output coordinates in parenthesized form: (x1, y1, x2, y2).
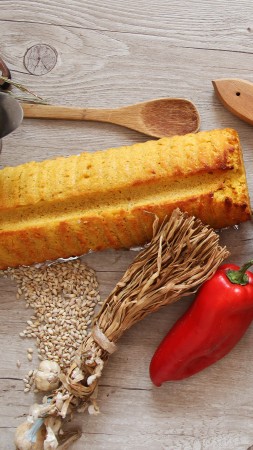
(1, 1, 253, 449)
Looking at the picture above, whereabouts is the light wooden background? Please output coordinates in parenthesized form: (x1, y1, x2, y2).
(1, 1, 253, 449)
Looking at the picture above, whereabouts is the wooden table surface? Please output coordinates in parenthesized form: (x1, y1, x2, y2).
(1, 1, 253, 449)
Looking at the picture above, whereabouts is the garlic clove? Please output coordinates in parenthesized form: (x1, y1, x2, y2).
(38, 360, 61, 374)
(34, 372, 60, 392)
(34, 361, 61, 392)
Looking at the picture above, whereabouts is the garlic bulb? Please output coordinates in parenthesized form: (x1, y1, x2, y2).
(34, 360, 61, 392)
(14, 420, 46, 450)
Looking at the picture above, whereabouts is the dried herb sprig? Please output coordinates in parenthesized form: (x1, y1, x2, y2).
(0, 76, 49, 104)
(15, 209, 229, 448)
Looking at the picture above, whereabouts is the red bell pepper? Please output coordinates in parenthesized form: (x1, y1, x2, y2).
(150, 260, 253, 387)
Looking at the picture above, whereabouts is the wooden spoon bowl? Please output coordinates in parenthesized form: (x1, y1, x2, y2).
(21, 98, 200, 138)
(139, 98, 200, 137)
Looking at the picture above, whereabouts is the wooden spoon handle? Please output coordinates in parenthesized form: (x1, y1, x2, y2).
(21, 102, 112, 122)
(212, 78, 253, 125)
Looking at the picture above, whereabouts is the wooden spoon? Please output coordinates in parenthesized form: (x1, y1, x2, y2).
(212, 78, 253, 125)
(21, 98, 200, 138)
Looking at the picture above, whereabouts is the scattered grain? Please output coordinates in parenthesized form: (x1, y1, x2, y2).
(4, 259, 100, 373)
(16, 360, 21, 368)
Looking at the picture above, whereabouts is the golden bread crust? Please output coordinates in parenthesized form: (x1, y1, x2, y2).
(0, 128, 251, 269)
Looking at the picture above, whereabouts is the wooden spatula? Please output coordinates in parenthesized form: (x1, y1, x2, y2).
(212, 78, 253, 125)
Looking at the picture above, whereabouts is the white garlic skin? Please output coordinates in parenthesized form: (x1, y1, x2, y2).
(28, 403, 43, 422)
(34, 360, 61, 392)
(38, 360, 60, 373)
(44, 417, 62, 450)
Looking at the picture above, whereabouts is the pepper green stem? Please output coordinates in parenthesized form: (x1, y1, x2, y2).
(226, 259, 253, 285)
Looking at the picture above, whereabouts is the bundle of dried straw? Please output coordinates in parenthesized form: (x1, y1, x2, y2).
(15, 209, 229, 448)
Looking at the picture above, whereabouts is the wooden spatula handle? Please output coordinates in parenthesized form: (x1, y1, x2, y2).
(21, 102, 111, 122)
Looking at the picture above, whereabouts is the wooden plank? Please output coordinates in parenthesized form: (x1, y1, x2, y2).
(0, 20, 253, 169)
(1, 0, 253, 55)
(1, 1, 253, 449)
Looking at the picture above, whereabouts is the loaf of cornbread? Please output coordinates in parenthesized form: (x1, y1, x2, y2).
(0, 128, 251, 269)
